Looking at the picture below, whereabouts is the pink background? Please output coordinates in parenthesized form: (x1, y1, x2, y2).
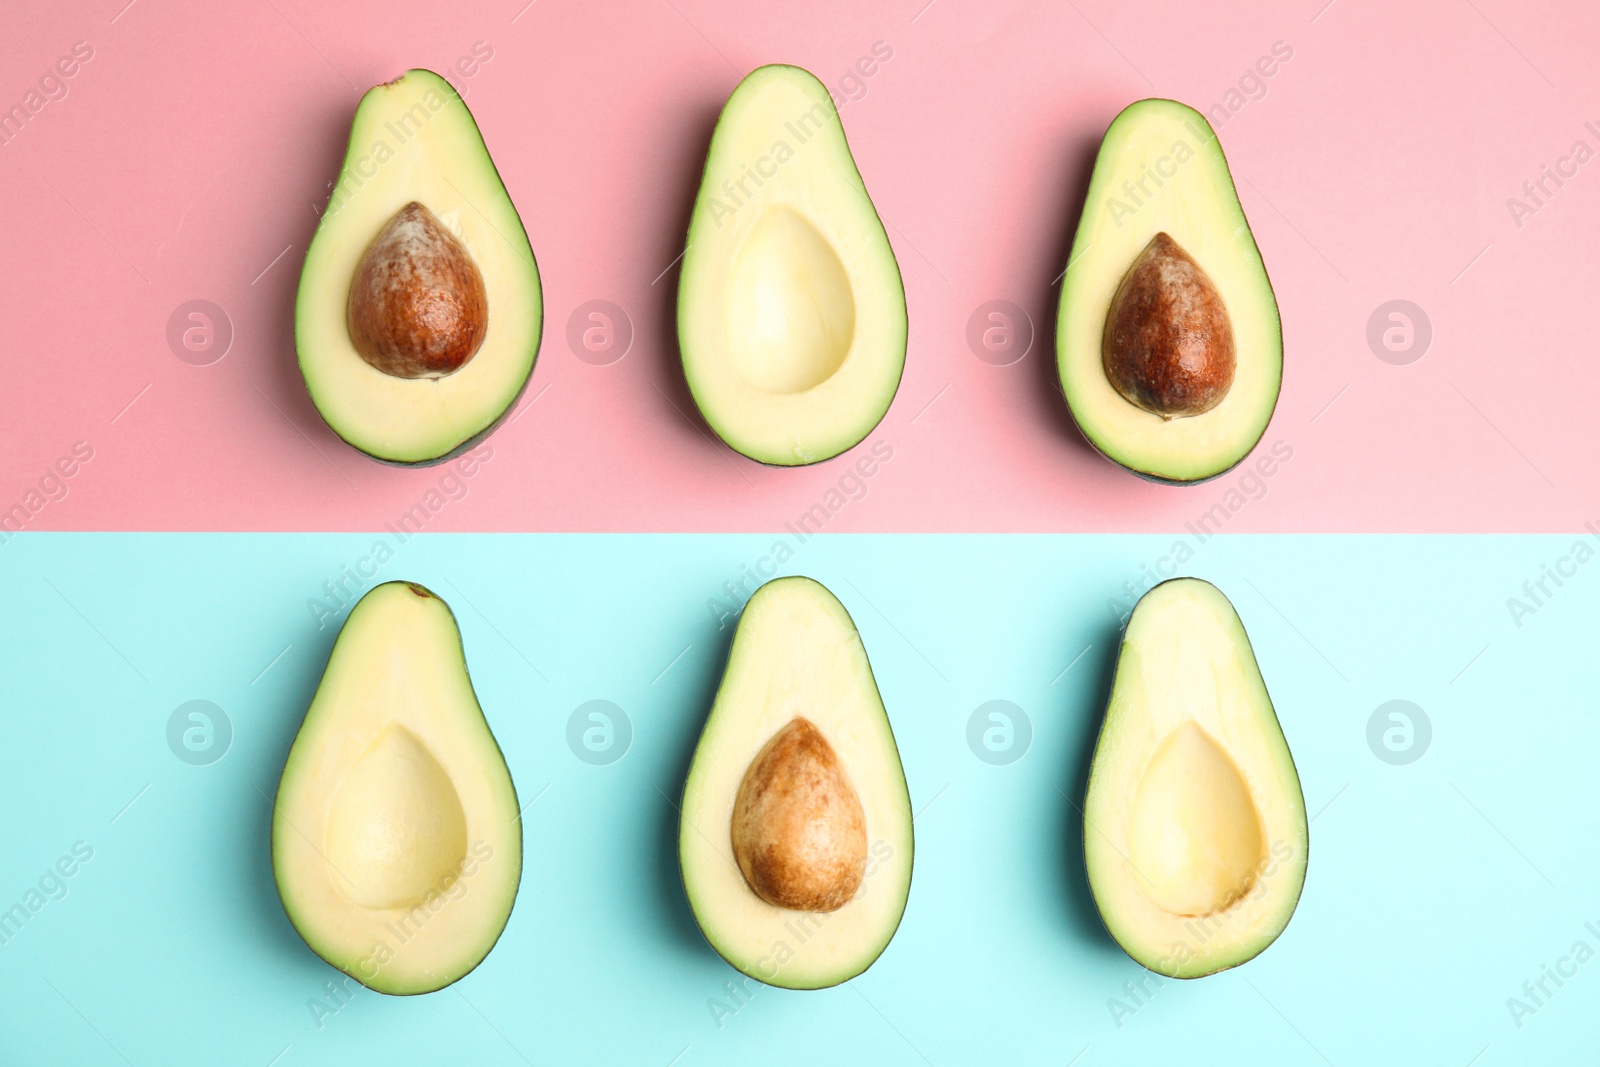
(2, 0, 1595, 532)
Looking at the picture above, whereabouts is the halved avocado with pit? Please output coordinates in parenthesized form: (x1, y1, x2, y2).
(678, 576, 914, 988)
(296, 69, 542, 466)
(1057, 99, 1281, 483)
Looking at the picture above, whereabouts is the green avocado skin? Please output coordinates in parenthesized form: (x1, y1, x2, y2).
(295, 69, 543, 468)
(333, 369, 534, 470)
(271, 581, 523, 996)
(1056, 98, 1283, 485)
(677, 576, 914, 990)
(676, 65, 907, 468)
(1083, 578, 1307, 979)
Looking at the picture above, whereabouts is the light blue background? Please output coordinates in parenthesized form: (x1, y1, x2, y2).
(0, 534, 1595, 1065)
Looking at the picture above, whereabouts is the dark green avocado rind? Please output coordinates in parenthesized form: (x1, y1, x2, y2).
(676, 576, 914, 990)
(270, 580, 524, 995)
(295, 69, 543, 468)
(340, 364, 537, 470)
(1074, 411, 1265, 487)
(1056, 99, 1283, 486)
(675, 65, 907, 468)
(1082, 578, 1307, 979)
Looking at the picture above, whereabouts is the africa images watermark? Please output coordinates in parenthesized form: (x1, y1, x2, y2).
(1503, 523, 1600, 630)
(1106, 836, 1296, 1029)
(827, 40, 895, 110)
(1104, 131, 1208, 230)
(704, 440, 894, 630)
(1105, 441, 1295, 624)
(704, 838, 897, 1031)
(0, 440, 95, 546)
(0, 40, 95, 151)
(319, 41, 494, 220)
(1505, 919, 1600, 1030)
(1103, 40, 1292, 234)
(1197, 40, 1295, 132)
(0, 841, 95, 948)
(305, 443, 494, 630)
(305, 839, 498, 1030)
(1505, 119, 1600, 230)
(704, 41, 894, 232)
(703, 102, 834, 231)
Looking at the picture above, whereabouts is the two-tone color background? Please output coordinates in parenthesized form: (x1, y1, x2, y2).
(3, 1, 1597, 1063)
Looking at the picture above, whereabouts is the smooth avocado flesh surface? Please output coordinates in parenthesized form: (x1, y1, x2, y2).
(679, 576, 913, 989)
(297, 69, 542, 466)
(1084, 578, 1306, 978)
(1058, 99, 1281, 483)
(679, 65, 906, 466)
(272, 581, 522, 995)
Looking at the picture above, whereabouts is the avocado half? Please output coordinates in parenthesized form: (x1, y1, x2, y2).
(678, 576, 914, 989)
(271, 582, 522, 995)
(1057, 100, 1282, 483)
(1083, 578, 1307, 978)
(295, 70, 542, 466)
(677, 65, 907, 466)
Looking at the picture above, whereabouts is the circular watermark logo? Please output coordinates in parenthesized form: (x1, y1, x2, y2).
(166, 700, 233, 766)
(567, 699, 632, 765)
(1366, 300, 1431, 366)
(567, 300, 633, 366)
(966, 700, 1032, 765)
(166, 300, 233, 367)
(1367, 699, 1431, 765)
(966, 300, 1033, 366)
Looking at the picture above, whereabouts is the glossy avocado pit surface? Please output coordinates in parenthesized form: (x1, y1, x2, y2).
(296, 69, 542, 466)
(1102, 231, 1236, 420)
(347, 201, 489, 380)
(1057, 99, 1281, 483)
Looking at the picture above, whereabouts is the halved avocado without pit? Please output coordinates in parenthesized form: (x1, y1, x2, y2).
(678, 65, 907, 466)
(296, 69, 542, 466)
(272, 581, 522, 995)
(679, 576, 913, 989)
(1058, 99, 1281, 483)
(1084, 578, 1307, 978)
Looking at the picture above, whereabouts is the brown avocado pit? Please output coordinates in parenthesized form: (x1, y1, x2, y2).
(1102, 231, 1235, 419)
(730, 716, 867, 913)
(347, 201, 488, 379)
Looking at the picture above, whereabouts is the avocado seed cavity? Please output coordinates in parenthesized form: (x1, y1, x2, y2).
(1127, 722, 1263, 917)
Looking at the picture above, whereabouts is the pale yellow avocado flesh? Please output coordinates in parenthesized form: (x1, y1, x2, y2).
(1058, 100, 1281, 483)
(678, 65, 906, 465)
(296, 69, 542, 466)
(679, 577, 913, 989)
(1084, 578, 1306, 978)
(272, 581, 521, 995)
